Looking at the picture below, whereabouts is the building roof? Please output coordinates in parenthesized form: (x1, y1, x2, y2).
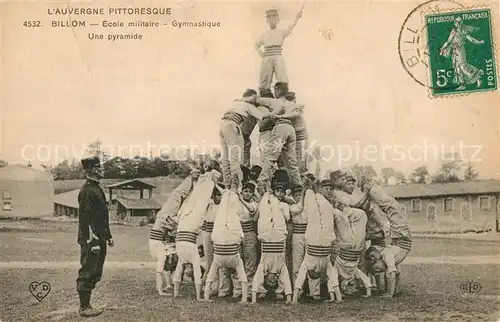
(53, 187, 166, 209)
(105, 179, 156, 190)
(151, 193, 171, 206)
(0, 165, 53, 182)
(117, 197, 161, 210)
(53, 189, 81, 208)
(385, 180, 500, 199)
(53, 189, 111, 208)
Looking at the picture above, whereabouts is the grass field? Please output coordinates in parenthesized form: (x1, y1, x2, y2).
(0, 221, 499, 321)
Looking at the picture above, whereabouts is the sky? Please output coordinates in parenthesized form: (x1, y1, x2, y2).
(1, 0, 499, 179)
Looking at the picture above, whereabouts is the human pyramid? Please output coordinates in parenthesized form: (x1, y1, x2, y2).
(149, 7, 412, 305)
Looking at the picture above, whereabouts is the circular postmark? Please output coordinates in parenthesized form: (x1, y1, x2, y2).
(398, 0, 467, 88)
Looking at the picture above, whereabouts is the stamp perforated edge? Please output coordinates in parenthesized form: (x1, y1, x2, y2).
(420, 4, 499, 99)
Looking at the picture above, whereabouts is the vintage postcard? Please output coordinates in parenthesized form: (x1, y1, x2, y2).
(0, 0, 499, 321)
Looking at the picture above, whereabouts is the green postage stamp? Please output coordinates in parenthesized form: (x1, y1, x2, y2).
(425, 8, 497, 96)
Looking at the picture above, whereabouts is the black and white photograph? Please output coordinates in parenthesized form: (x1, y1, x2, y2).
(0, 0, 499, 320)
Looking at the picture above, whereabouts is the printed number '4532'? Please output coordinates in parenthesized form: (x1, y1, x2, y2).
(23, 21, 42, 27)
(436, 69, 453, 87)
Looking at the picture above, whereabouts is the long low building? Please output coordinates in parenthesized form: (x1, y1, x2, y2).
(116, 197, 162, 225)
(52, 176, 500, 233)
(1, 165, 54, 218)
(53, 189, 114, 217)
(385, 180, 500, 233)
(53, 179, 169, 221)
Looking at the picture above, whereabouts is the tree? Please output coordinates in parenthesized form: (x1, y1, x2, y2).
(350, 164, 378, 182)
(47, 150, 222, 181)
(381, 167, 397, 185)
(409, 166, 429, 184)
(121, 157, 139, 179)
(137, 156, 161, 178)
(170, 160, 192, 177)
(0, 159, 7, 168)
(102, 157, 124, 179)
(86, 139, 110, 163)
(70, 158, 85, 179)
(432, 153, 463, 183)
(52, 160, 73, 180)
(463, 162, 479, 182)
(395, 171, 406, 184)
(153, 156, 171, 177)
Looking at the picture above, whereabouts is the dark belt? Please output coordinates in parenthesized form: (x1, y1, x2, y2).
(222, 112, 244, 125)
(149, 229, 176, 243)
(306, 244, 331, 257)
(338, 248, 361, 262)
(203, 221, 214, 233)
(292, 223, 307, 234)
(241, 221, 255, 233)
(393, 237, 412, 251)
(295, 129, 308, 141)
(149, 228, 166, 241)
(263, 45, 283, 56)
(214, 243, 239, 256)
(370, 238, 387, 247)
(176, 231, 197, 244)
(261, 241, 285, 253)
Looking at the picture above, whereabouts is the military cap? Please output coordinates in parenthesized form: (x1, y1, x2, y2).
(291, 184, 303, 194)
(305, 173, 316, 182)
(271, 181, 286, 190)
(266, 8, 279, 17)
(302, 173, 317, 190)
(330, 170, 347, 182)
(243, 88, 257, 97)
(242, 181, 256, 192)
(241, 165, 251, 183)
(81, 156, 101, 170)
(250, 165, 262, 181)
(272, 169, 290, 186)
(320, 179, 334, 188)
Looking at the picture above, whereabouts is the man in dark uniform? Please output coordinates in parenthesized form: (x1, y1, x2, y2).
(77, 156, 114, 317)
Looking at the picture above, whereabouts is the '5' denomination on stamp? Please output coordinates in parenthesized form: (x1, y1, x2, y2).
(425, 8, 497, 96)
